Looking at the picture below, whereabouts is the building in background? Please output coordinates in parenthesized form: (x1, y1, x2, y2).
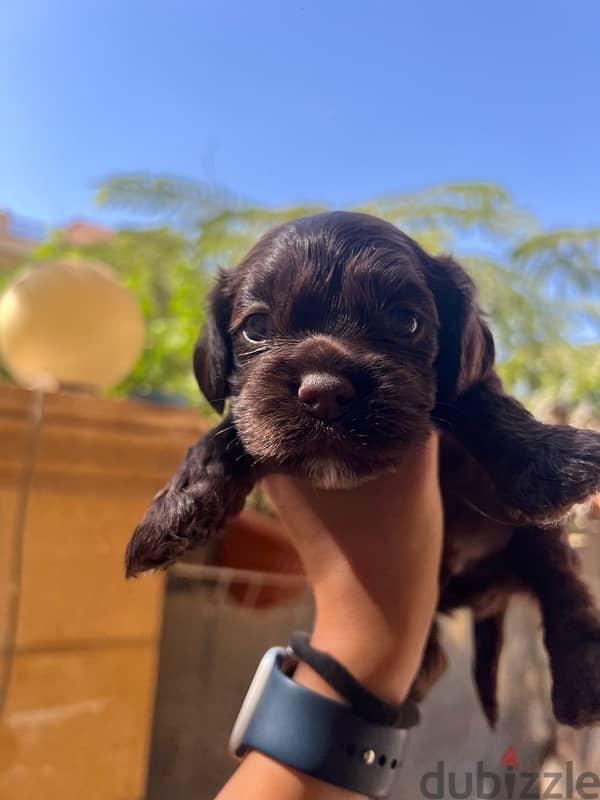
(0, 210, 113, 269)
(0, 211, 41, 268)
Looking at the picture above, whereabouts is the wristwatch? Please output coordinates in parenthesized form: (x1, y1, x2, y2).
(229, 646, 411, 799)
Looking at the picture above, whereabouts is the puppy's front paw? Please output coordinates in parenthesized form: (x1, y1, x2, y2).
(125, 415, 257, 578)
(550, 626, 600, 727)
(125, 482, 224, 577)
(497, 427, 600, 522)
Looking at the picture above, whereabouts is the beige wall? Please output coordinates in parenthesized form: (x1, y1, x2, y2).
(0, 382, 206, 800)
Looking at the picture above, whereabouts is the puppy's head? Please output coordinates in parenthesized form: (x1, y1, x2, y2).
(194, 211, 493, 488)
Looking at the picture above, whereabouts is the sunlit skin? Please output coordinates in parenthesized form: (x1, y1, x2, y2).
(216, 434, 443, 800)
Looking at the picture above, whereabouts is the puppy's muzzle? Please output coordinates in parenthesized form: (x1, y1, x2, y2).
(297, 372, 356, 422)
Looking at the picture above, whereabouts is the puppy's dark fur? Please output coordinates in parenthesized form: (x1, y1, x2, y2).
(126, 212, 600, 728)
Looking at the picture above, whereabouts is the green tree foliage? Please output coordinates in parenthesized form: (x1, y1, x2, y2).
(5, 176, 599, 408)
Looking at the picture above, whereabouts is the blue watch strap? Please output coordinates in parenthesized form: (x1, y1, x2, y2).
(233, 649, 408, 799)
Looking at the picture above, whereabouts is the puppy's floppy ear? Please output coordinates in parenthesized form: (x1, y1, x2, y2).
(194, 269, 235, 413)
(426, 253, 600, 523)
(424, 254, 495, 402)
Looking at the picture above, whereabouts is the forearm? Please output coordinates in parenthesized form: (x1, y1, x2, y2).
(216, 437, 442, 800)
(215, 604, 433, 800)
(216, 656, 404, 800)
(216, 750, 365, 800)
(216, 529, 440, 800)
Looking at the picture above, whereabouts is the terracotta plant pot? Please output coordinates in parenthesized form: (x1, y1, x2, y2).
(218, 507, 306, 609)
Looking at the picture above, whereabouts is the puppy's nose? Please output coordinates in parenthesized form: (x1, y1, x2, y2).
(297, 373, 356, 421)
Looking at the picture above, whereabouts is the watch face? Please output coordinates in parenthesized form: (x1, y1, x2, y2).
(229, 646, 289, 758)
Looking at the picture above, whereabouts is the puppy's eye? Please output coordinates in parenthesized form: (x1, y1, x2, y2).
(242, 313, 271, 343)
(393, 310, 419, 336)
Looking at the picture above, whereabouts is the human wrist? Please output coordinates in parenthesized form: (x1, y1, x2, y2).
(304, 620, 417, 705)
(305, 547, 440, 705)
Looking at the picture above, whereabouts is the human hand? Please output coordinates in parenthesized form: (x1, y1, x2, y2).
(263, 433, 443, 704)
(217, 435, 443, 800)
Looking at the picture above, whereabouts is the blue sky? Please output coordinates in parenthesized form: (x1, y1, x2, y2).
(1, 0, 599, 230)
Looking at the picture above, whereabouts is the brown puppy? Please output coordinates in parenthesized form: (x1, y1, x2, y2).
(126, 212, 600, 728)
